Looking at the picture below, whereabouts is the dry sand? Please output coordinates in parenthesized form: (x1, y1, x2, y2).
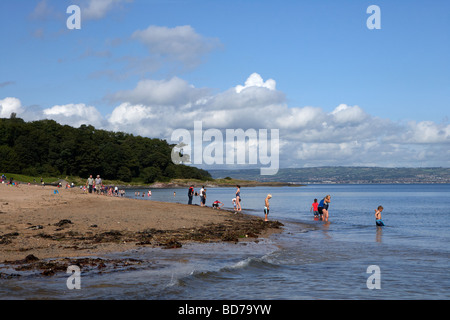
(0, 183, 283, 264)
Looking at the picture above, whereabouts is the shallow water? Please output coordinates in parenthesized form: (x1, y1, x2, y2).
(1, 184, 449, 299)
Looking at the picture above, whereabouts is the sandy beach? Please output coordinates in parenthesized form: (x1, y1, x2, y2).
(0, 183, 282, 271)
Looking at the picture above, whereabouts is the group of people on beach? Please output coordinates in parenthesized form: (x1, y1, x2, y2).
(187, 185, 243, 213)
(85, 174, 126, 197)
(186, 185, 277, 223)
(1, 174, 15, 186)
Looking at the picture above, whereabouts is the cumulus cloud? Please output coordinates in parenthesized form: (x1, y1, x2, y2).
(3, 73, 449, 168)
(0, 97, 24, 118)
(102, 73, 450, 167)
(330, 104, 369, 125)
(42, 103, 105, 128)
(110, 77, 210, 107)
(402, 121, 450, 144)
(235, 73, 277, 93)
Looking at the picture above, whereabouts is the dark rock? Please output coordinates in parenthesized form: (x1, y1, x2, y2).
(54, 219, 73, 227)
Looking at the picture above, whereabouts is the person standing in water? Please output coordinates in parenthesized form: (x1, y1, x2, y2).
(375, 205, 385, 226)
(264, 194, 272, 221)
(235, 185, 242, 212)
(310, 198, 319, 217)
(318, 195, 331, 221)
(188, 185, 194, 205)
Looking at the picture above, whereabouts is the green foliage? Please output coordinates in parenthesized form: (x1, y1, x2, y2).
(0, 118, 211, 182)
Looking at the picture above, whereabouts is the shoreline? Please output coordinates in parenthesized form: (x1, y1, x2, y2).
(0, 183, 283, 276)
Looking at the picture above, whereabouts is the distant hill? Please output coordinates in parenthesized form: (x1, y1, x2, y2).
(209, 167, 450, 184)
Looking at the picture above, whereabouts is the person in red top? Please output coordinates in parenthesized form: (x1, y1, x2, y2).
(212, 200, 224, 209)
(310, 199, 319, 217)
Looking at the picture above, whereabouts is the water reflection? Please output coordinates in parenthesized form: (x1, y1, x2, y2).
(376, 226, 383, 243)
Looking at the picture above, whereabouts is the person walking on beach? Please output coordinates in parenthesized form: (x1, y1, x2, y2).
(375, 205, 385, 226)
(264, 194, 272, 221)
(86, 175, 94, 194)
(310, 198, 319, 217)
(318, 195, 331, 221)
(235, 185, 242, 212)
(232, 198, 237, 213)
(94, 175, 102, 195)
(188, 185, 194, 205)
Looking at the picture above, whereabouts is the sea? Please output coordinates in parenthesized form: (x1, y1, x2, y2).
(0, 184, 449, 300)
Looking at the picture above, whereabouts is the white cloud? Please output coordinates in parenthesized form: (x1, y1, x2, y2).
(274, 106, 324, 130)
(235, 73, 277, 93)
(0, 97, 24, 118)
(402, 121, 450, 144)
(42, 103, 104, 128)
(131, 25, 221, 68)
(110, 77, 210, 107)
(330, 104, 369, 125)
(3, 73, 449, 168)
(81, 0, 133, 20)
(101, 73, 450, 167)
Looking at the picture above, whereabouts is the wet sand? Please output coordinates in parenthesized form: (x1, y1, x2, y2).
(0, 183, 283, 266)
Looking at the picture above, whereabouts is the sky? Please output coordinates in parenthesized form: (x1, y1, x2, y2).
(1, 0, 449, 170)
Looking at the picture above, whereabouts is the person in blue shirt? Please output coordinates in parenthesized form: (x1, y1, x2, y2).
(318, 195, 331, 221)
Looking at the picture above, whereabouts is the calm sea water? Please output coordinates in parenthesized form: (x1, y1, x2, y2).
(1, 184, 449, 300)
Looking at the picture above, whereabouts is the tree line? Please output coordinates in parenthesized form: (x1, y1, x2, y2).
(0, 117, 211, 183)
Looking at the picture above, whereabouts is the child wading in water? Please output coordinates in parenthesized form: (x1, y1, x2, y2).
(264, 194, 272, 221)
(310, 199, 319, 217)
(375, 205, 385, 226)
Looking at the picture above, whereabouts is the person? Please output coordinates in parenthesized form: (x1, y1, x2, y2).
(235, 185, 242, 212)
(86, 175, 94, 194)
(318, 195, 331, 221)
(188, 185, 194, 205)
(212, 200, 224, 209)
(94, 175, 102, 195)
(264, 194, 272, 221)
(202, 188, 207, 206)
(232, 198, 237, 213)
(199, 186, 205, 207)
(375, 205, 385, 226)
(310, 199, 319, 217)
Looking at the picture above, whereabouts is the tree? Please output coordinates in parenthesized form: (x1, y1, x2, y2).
(0, 117, 212, 182)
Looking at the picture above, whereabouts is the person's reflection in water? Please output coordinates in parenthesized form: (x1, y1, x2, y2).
(376, 226, 383, 243)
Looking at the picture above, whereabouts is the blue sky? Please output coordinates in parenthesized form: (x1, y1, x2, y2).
(1, 0, 449, 168)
